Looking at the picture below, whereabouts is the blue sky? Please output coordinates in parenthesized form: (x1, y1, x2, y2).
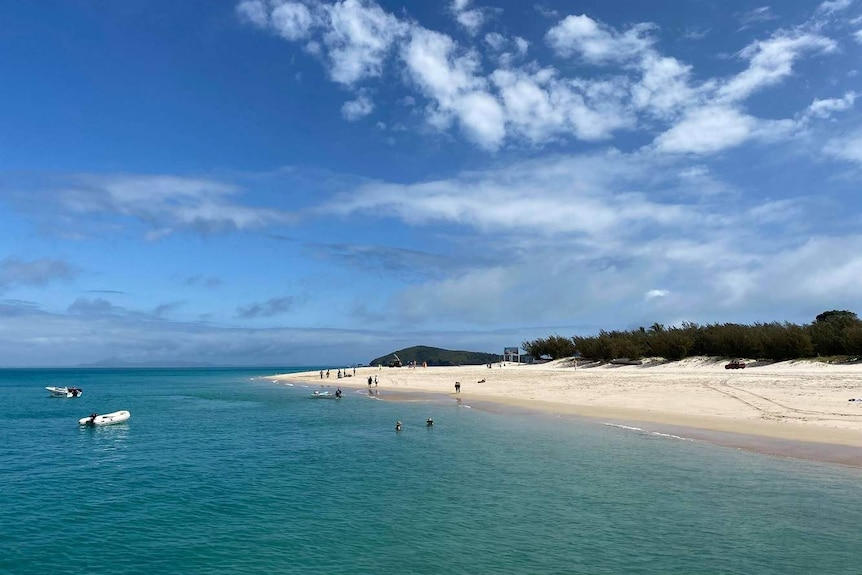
(1, 0, 861, 366)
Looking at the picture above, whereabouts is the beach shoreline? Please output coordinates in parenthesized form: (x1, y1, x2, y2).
(270, 359, 862, 466)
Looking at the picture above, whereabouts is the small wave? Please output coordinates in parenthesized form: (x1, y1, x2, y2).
(603, 423, 693, 442)
(650, 432, 692, 441)
(602, 423, 644, 432)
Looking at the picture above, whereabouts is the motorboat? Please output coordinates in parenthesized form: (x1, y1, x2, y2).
(47, 386, 83, 398)
(78, 411, 131, 426)
(310, 390, 340, 399)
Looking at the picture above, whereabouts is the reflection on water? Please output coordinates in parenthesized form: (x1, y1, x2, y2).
(78, 422, 130, 459)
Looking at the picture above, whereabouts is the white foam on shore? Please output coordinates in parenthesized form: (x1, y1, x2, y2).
(603, 423, 692, 442)
(603, 423, 644, 432)
(651, 431, 692, 441)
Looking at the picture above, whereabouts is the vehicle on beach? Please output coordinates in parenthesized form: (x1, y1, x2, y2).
(78, 410, 130, 426)
(725, 359, 746, 369)
(46, 386, 83, 398)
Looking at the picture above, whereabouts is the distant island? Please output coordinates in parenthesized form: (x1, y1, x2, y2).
(369, 346, 500, 367)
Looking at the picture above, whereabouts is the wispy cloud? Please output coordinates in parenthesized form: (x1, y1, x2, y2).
(824, 130, 862, 163)
(3, 173, 295, 239)
(817, 0, 853, 16)
(0, 257, 76, 288)
(236, 295, 298, 319)
(185, 275, 223, 289)
(737, 6, 778, 30)
(68, 297, 125, 317)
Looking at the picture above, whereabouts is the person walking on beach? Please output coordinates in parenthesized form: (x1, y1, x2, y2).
(320, 370, 324, 379)
(454, 381, 461, 393)
(374, 375, 378, 386)
(368, 376, 373, 387)
(326, 369, 330, 378)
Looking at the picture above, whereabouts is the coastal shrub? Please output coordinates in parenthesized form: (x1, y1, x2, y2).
(754, 322, 814, 361)
(808, 310, 861, 356)
(558, 310, 858, 362)
(647, 327, 695, 361)
(522, 335, 576, 360)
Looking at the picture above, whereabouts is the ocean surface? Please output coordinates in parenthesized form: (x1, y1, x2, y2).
(2, 367, 861, 574)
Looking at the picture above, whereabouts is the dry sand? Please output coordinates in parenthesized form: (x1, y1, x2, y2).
(271, 358, 862, 465)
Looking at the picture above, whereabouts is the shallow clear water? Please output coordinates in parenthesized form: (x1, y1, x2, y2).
(2, 368, 860, 574)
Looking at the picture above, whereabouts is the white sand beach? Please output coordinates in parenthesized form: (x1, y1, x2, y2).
(272, 358, 862, 460)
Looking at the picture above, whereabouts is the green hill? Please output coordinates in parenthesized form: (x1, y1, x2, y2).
(369, 346, 501, 367)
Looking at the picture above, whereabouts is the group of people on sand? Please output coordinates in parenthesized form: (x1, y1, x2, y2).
(319, 367, 360, 380)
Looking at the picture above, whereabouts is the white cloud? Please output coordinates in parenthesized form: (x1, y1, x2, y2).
(241, 0, 406, 85)
(645, 289, 669, 300)
(236, 1, 845, 155)
(450, 0, 484, 35)
(718, 34, 837, 103)
(484, 32, 506, 51)
(807, 91, 857, 118)
(271, 2, 316, 41)
(654, 106, 756, 154)
(817, 0, 853, 15)
(483, 33, 529, 67)
(341, 94, 375, 120)
(401, 27, 505, 149)
(855, 29, 862, 43)
(546, 14, 655, 63)
(631, 53, 696, 119)
(323, 151, 696, 240)
(491, 68, 632, 143)
(723, 236, 862, 305)
(824, 130, 862, 163)
(321, 0, 407, 85)
(236, 0, 268, 27)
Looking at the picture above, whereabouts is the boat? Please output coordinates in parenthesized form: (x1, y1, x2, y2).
(310, 390, 340, 399)
(46, 386, 83, 398)
(78, 411, 131, 426)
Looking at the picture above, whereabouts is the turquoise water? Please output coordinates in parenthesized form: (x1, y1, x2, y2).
(2, 368, 861, 574)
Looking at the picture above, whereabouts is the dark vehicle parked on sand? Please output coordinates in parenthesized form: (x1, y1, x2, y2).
(725, 359, 746, 369)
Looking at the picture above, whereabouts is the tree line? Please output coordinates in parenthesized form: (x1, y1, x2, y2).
(521, 310, 862, 362)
